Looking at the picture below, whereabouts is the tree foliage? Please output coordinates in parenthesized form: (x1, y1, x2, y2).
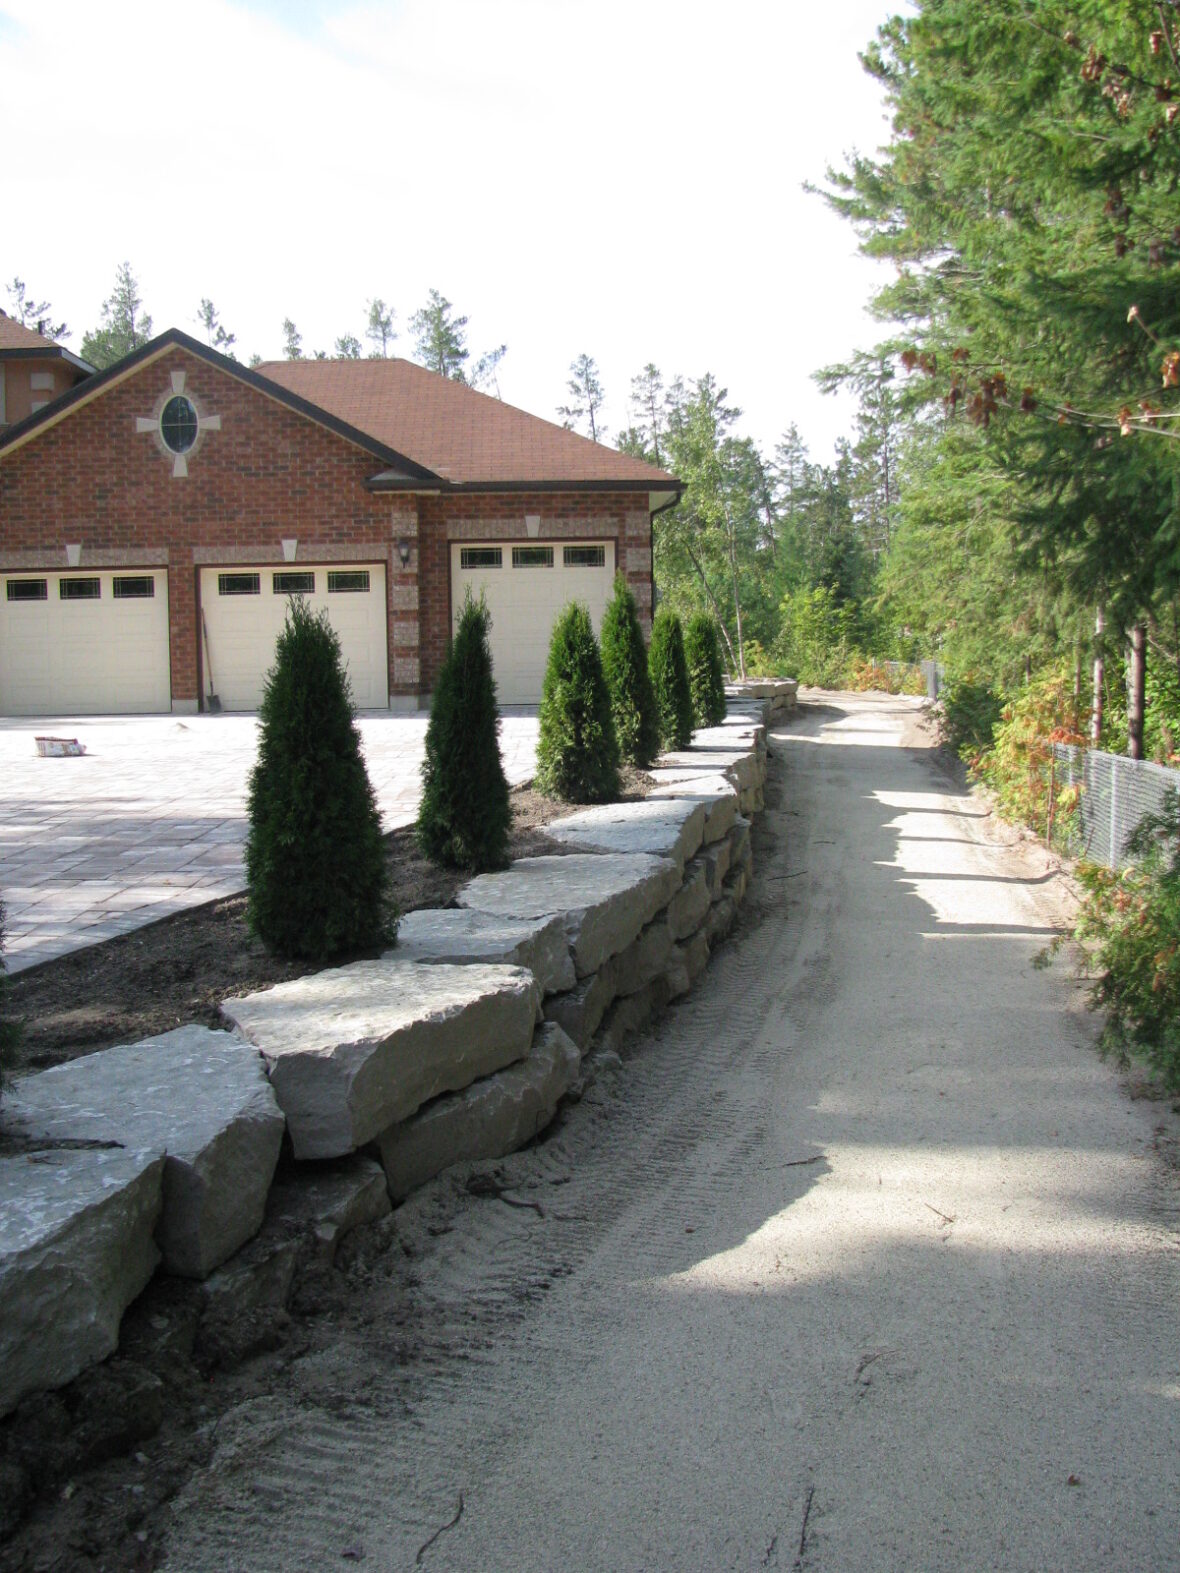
(683, 612, 727, 728)
(6, 277, 66, 341)
(599, 575, 660, 769)
(366, 298, 396, 357)
(245, 598, 391, 959)
(417, 593, 511, 870)
(198, 299, 236, 357)
(535, 602, 620, 802)
(410, 288, 469, 380)
(81, 262, 152, 368)
(558, 353, 607, 442)
(648, 607, 694, 751)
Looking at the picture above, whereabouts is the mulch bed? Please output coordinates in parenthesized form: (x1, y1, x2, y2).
(4, 771, 652, 1077)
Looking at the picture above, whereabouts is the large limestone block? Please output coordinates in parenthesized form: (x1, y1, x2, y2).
(646, 773, 738, 845)
(389, 909, 574, 995)
(543, 964, 617, 1051)
(5, 1028, 284, 1279)
(0, 1148, 164, 1418)
(612, 917, 674, 998)
(265, 1156, 391, 1265)
(223, 960, 540, 1161)
(699, 838, 733, 899)
(377, 1022, 581, 1201)
(459, 853, 681, 978)
(728, 816, 752, 870)
(657, 745, 761, 793)
(667, 861, 711, 940)
(543, 799, 706, 875)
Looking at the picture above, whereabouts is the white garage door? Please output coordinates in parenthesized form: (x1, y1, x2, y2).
(200, 564, 388, 712)
(450, 540, 617, 704)
(0, 569, 171, 715)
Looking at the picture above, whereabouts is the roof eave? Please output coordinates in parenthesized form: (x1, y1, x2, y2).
(0, 345, 96, 375)
(366, 475, 683, 497)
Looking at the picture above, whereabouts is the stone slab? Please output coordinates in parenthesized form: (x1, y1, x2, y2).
(265, 1156, 391, 1265)
(596, 977, 671, 1058)
(389, 908, 574, 996)
(706, 894, 738, 946)
(223, 960, 540, 1161)
(543, 799, 706, 876)
(667, 861, 711, 940)
(4, 1027, 284, 1279)
(377, 1022, 581, 1201)
(0, 1147, 164, 1418)
(656, 745, 761, 792)
(645, 773, 738, 845)
(459, 853, 681, 978)
(543, 964, 617, 1051)
(612, 917, 674, 998)
(699, 838, 733, 899)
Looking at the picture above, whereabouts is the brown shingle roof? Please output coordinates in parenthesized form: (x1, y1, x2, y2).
(0, 312, 62, 353)
(255, 357, 676, 489)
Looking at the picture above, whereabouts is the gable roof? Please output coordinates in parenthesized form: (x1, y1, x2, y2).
(0, 329, 679, 498)
(0, 312, 95, 374)
(255, 357, 677, 491)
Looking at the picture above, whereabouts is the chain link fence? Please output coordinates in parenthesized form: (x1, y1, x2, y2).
(1049, 743, 1180, 867)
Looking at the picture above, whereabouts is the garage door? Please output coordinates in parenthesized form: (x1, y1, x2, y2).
(0, 569, 171, 715)
(450, 541, 616, 704)
(200, 564, 388, 712)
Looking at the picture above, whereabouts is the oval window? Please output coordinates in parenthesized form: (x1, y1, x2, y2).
(160, 395, 199, 454)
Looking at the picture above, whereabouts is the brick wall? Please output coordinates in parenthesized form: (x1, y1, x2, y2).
(0, 346, 655, 708)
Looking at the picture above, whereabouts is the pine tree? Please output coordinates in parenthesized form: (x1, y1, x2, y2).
(684, 612, 728, 728)
(245, 598, 390, 959)
(81, 262, 152, 368)
(599, 575, 659, 769)
(558, 353, 607, 442)
(410, 288, 469, 380)
(417, 593, 511, 870)
(648, 607, 694, 752)
(535, 603, 620, 802)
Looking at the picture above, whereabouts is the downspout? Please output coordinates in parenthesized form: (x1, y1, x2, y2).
(648, 487, 681, 620)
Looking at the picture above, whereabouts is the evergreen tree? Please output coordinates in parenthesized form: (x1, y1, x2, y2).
(684, 612, 728, 728)
(81, 262, 152, 367)
(281, 317, 303, 360)
(535, 603, 620, 802)
(648, 607, 694, 752)
(599, 575, 660, 769)
(246, 598, 390, 959)
(6, 277, 67, 340)
(197, 298, 236, 356)
(335, 333, 362, 358)
(410, 288, 469, 379)
(366, 298, 396, 357)
(417, 593, 511, 870)
(558, 353, 607, 442)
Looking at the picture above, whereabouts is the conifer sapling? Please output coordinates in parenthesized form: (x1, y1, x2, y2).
(535, 601, 620, 802)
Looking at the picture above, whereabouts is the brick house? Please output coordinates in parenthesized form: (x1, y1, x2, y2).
(0, 329, 679, 714)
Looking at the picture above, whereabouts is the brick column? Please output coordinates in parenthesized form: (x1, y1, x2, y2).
(388, 497, 421, 708)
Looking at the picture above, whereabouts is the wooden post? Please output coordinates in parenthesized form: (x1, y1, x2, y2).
(1128, 621, 1146, 762)
(1091, 605, 1105, 746)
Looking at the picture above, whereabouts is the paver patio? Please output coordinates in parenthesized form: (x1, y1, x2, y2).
(0, 711, 539, 973)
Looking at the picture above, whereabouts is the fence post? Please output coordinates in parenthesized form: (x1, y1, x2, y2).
(1110, 757, 1118, 866)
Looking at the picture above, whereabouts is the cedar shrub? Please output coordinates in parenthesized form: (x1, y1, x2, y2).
(599, 574, 660, 769)
(245, 596, 392, 960)
(683, 612, 728, 729)
(417, 591, 511, 870)
(648, 606, 695, 752)
(535, 601, 620, 802)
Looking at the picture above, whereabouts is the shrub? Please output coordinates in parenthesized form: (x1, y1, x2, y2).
(974, 669, 1085, 834)
(535, 602, 620, 802)
(1069, 791, 1180, 1089)
(417, 592, 510, 870)
(938, 675, 1005, 761)
(648, 607, 695, 752)
(599, 575, 660, 769)
(683, 612, 727, 728)
(772, 584, 860, 688)
(0, 897, 19, 1107)
(845, 657, 927, 696)
(246, 596, 391, 960)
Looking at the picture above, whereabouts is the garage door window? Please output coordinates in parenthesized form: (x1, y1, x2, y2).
(273, 571, 315, 595)
(6, 579, 47, 602)
(511, 546, 553, 568)
(113, 576, 155, 599)
(219, 573, 260, 596)
(564, 546, 606, 568)
(460, 548, 502, 570)
(60, 577, 101, 600)
(328, 570, 371, 593)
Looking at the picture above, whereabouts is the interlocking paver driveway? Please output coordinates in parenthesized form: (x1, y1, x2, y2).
(0, 711, 539, 973)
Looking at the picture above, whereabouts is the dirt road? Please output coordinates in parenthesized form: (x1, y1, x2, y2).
(165, 693, 1180, 1572)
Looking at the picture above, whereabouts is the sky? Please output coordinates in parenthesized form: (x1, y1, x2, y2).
(1, 0, 904, 465)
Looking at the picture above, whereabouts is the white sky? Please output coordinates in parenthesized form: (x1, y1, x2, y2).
(1, 0, 902, 465)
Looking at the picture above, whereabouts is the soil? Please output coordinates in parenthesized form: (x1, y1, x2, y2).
(4, 771, 651, 1078)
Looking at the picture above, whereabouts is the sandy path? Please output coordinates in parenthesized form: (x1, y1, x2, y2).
(164, 693, 1180, 1572)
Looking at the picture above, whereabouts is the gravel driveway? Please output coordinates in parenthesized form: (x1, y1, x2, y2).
(163, 692, 1180, 1571)
(0, 711, 539, 972)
